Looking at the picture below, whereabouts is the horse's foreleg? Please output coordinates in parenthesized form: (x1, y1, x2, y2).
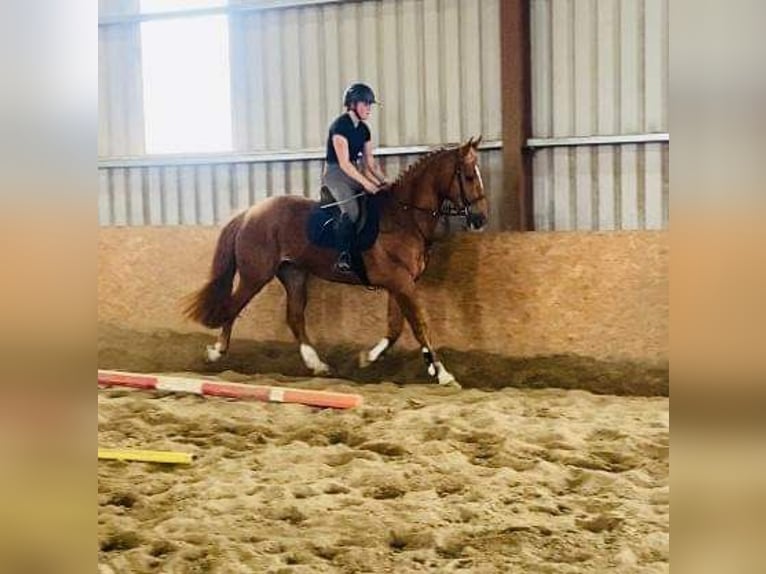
(359, 293, 404, 367)
(277, 264, 330, 376)
(393, 289, 460, 389)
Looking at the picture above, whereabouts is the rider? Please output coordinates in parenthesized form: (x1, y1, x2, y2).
(322, 82, 387, 273)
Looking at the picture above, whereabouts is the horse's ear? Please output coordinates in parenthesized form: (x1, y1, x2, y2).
(461, 136, 474, 155)
(462, 135, 482, 152)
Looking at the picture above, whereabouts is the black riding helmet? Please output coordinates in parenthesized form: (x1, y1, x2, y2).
(343, 82, 377, 108)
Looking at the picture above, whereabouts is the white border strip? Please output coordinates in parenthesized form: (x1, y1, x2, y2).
(526, 133, 669, 150)
(156, 376, 204, 394)
(98, 141, 503, 169)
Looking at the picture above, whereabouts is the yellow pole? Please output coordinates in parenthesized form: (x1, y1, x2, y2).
(98, 448, 194, 464)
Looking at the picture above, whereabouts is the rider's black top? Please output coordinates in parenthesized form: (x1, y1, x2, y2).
(326, 113, 371, 165)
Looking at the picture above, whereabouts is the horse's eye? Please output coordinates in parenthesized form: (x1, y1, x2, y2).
(464, 173, 475, 181)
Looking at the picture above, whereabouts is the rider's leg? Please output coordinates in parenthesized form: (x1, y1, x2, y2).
(334, 211, 355, 272)
(322, 165, 362, 273)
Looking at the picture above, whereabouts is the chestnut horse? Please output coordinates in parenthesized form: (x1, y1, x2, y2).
(183, 136, 488, 388)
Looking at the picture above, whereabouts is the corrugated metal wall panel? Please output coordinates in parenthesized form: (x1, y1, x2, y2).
(99, 0, 504, 228)
(99, 22, 146, 156)
(99, 1, 144, 156)
(480, 0, 502, 139)
(97, 148, 503, 226)
(230, 0, 501, 150)
(531, 144, 669, 231)
(530, 0, 668, 230)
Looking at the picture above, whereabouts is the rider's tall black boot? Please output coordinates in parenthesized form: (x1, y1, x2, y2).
(334, 213, 354, 274)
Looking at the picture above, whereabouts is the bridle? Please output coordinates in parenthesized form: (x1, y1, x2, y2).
(398, 153, 486, 221)
(444, 158, 487, 218)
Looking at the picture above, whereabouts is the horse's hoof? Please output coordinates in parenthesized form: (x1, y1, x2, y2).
(358, 350, 372, 368)
(205, 345, 223, 363)
(312, 363, 331, 376)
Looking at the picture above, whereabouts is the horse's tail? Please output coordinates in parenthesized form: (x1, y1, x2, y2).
(183, 211, 245, 328)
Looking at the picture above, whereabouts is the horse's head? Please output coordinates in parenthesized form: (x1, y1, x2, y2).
(392, 137, 489, 233)
(443, 136, 489, 231)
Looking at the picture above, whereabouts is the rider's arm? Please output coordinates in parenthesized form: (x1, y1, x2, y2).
(332, 135, 378, 193)
(362, 141, 387, 186)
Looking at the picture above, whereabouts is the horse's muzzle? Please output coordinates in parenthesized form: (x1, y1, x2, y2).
(466, 212, 487, 231)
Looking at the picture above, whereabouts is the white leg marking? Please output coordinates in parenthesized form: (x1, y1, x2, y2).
(359, 337, 390, 368)
(368, 337, 390, 363)
(300, 344, 330, 375)
(423, 347, 437, 376)
(205, 341, 224, 362)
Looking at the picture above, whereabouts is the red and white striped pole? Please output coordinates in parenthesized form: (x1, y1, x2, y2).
(98, 370, 363, 410)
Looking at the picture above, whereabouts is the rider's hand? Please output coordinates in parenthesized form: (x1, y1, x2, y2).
(363, 179, 379, 193)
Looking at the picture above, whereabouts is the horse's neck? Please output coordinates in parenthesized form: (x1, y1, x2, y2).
(381, 171, 445, 244)
(392, 171, 443, 211)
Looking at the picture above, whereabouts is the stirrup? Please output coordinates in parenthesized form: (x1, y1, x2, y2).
(334, 252, 353, 273)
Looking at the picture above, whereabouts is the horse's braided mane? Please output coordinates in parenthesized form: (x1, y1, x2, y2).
(390, 145, 457, 190)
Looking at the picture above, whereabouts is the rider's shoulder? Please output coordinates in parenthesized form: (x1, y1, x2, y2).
(330, 113, 353, 133)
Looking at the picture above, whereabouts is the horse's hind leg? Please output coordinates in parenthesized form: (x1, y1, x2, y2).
(205, 281, 262, 362)
(276, 264, 330, 376)
(359, 292, 404, 367)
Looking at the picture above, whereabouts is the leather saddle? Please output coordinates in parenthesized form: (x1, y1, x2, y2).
(305, 188, 382, 284)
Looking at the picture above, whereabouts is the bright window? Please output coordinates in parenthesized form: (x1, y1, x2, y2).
(140, 0, 232, 154)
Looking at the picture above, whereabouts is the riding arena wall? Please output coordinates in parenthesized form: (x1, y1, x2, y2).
(99, 227, 667, 367)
